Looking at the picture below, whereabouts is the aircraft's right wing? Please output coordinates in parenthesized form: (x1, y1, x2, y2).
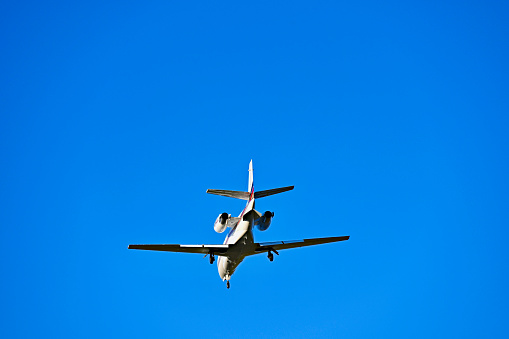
(252, 236, 349, 254)
(128, 244, 230, 255)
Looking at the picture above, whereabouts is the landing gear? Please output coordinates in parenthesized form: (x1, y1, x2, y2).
(209, 253, 215, 264)
(226, 281, 230, 289)
(268, 249, 279, 262)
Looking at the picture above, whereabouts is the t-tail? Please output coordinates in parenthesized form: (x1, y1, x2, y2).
(206, 160, 294, 200)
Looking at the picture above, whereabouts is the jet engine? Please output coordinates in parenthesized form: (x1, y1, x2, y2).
(214, 212, 230, 233)
(256, 211, 274, 231)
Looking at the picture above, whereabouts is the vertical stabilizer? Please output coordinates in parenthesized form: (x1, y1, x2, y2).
(248, 160, 254, 192)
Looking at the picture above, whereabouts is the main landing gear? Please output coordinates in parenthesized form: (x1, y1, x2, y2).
(267, 249, 279, 262)
(226, 281, 230, 289)
(207, 253, 215, 264)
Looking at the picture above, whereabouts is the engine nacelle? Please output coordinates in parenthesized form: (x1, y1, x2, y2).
(256, 211, 274, 231)
(214, 212, 230, 233)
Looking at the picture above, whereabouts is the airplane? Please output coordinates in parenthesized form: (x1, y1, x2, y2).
(128, 160, 349, 289)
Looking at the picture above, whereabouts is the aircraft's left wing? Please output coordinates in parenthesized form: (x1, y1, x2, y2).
(251, 236, 349, 255)
(128, 244, 230, 255)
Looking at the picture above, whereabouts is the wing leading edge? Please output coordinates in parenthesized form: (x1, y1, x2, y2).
(252, 236, 349, 255)
(128, 244, 230, 255)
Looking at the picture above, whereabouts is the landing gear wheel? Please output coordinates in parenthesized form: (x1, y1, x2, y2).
(209, 254, 215, 264)
(268, 251, 274, 262)
(226, 281, 230, 289)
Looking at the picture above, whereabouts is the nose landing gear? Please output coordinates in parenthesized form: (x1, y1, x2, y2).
(226, 281, 230, 289)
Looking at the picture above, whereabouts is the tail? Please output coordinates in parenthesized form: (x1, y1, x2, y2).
(248, 159, 254, 193)
(206, 160, 294, 200)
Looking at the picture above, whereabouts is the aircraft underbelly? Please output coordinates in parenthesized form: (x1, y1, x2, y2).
(218, 226, 255, 280)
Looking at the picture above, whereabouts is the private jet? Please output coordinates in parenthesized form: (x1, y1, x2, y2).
(128, 161, 349, 289)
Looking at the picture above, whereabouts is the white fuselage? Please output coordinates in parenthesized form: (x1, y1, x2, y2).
(217, 197, 256, 281)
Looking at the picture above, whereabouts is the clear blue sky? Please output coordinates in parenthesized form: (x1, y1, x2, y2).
(1, 1, 508, 338)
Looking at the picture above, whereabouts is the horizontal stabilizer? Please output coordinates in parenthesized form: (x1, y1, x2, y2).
(254, 186, 294, 199)
(206, 189, 250, 200)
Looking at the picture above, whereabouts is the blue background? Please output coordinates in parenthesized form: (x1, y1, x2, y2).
(1, 1, 508, 338)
